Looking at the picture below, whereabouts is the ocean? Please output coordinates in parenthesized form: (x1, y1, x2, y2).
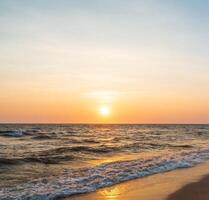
(0, 124, 209, 199)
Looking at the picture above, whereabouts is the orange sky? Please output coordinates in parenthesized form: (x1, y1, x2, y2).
(0, 87, 209, 123)
(0, 1, 209, 123)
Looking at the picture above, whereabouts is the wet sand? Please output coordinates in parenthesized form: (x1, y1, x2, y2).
(167, 174, 209, 200)
(67, 161, 209, 200)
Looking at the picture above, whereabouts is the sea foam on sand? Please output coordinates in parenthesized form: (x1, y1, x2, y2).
(69, 160, 209, 200)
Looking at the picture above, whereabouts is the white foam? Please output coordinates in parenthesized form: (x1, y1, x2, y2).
(1, 149, 209, 200)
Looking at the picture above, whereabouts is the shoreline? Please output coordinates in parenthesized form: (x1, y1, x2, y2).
(67, 161, 209, 200)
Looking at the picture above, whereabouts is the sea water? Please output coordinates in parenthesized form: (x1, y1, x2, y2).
(0, 124, 209, 199)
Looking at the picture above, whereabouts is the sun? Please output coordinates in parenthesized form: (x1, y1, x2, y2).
(99, 106, 110, 117)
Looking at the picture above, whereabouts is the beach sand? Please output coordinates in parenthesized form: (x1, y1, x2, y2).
(167, 174, 209, 200)
(67, 161, 209, 200)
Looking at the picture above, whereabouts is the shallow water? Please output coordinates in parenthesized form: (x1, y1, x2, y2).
(0, 124, 209, 199)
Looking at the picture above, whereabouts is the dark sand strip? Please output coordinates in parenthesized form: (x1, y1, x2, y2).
(167, 174, 209, 200)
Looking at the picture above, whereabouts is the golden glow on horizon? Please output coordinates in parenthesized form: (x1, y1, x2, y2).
(0, 88, 209, 123)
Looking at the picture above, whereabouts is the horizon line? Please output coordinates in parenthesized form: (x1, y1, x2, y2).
(0, 122, 208, 125)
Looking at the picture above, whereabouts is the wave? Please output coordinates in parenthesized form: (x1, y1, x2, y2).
(1, 149, 209, 200)
(27, 154, 75, 164)
(0, 145, 123, 166)
(0, 141, 195, 167)
(0, 155, 75, 165)
(0, 155, 76, 165)
(0, 147, 77, 165)
(32, 135, 54, 140)
(0, 158, 22, 165)
(69, 145, 118, 153)
(0, 130, 23, 137)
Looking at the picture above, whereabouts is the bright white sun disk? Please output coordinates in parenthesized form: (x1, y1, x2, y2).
(100, 106, 110, 116)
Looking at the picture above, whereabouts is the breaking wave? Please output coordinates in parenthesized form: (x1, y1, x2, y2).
(1, 149, 209, 200)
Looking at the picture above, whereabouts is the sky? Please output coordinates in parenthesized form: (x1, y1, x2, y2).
(0, 0, 209, 123)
